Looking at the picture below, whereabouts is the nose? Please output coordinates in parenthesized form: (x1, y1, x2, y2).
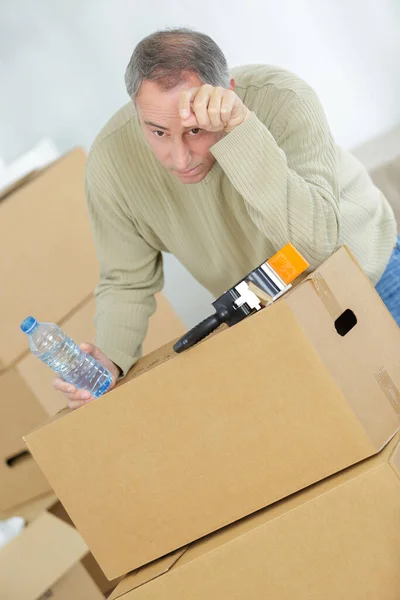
(171, 138, 192, 171)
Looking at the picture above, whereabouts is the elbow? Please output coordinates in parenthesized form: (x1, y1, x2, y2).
(303, 204, 341, 268)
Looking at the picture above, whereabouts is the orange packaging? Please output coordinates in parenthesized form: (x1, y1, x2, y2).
(268, 243, 309, 284)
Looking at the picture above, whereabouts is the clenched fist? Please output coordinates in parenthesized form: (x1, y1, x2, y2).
(178, 84, 250, 134)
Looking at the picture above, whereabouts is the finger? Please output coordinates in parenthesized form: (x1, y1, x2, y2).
(69, 388, 95, 408)
(220, 90, 236, 126)
(79, 342, 94, 354)
(180, 111, 198, 129)
(53, 377, 77, 395)
(80, 342, 105, 364)
(178, 87, 199, 121)
(68, 397, 93, 410)
(192, 85, 214, 129)
(208, 87, 224, 129)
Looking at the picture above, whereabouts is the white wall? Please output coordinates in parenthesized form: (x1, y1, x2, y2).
(1, 0, 400, 326)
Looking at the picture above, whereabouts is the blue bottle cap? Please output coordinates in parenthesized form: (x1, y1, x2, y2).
(20, 316, 38, 334)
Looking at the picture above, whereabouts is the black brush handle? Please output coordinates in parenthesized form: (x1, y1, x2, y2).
(173, 309, 229, 353)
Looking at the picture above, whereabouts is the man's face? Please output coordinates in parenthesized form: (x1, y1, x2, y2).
(136, 74, 224, 183)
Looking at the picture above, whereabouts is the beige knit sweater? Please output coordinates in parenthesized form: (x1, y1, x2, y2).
(86, 64, 397, 374)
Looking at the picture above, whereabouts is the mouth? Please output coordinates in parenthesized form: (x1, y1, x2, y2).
(175, 165, 202, 176)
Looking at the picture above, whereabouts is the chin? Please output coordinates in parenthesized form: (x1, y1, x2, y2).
(174, 165, 211, 184)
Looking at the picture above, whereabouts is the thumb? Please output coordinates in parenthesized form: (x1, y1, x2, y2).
(80, 342, 110, 365)
(79, 342, 95, 355)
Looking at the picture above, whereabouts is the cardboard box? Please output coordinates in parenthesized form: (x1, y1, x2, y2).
(0, 510, 103, 600)
(49, 499, 123, 597)
(0, 144, 185, 511)
(24, 247, 400, 579)
(0, 148, 98, 370)
(1, 292, 184, 512)
(109, 432, 400, 600)
(17, 293, 185, 418)
(0, 493, 109, 599)
(0, 369, 51, 511)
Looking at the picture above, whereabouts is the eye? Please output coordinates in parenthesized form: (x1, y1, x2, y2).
(188, 128, 201, 136)
(153, 130, 165, 138)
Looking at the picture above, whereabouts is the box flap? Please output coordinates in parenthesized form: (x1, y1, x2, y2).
(109, 548, 188, 599)
(285, 246, 400, 450)
(0, 511, 88, 600)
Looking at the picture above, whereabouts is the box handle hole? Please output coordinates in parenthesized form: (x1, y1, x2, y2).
(6, 450, 31, 467)
(334, 309, 357, 336)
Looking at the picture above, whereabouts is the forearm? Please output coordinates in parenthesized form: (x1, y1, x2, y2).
(85, 150, 164, 375)
(94, 252, 164, 376)
(211, 109, 341, 267)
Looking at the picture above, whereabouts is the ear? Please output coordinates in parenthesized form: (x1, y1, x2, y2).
(230, 78, 236, 92)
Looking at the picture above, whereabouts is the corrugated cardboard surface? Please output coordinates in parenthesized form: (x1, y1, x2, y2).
(0, 369, 51, 511)
(1, 493, 108, 598)
(2, 292, 183, 511)
(49, 562, 104, 600)
(110, 433, 400, 600)
(0, 148, 98, 369)
(0, 511, 90, 600)
(24, 248, 400, 579)
(0, 492, 58, 522)
(50, 499, 122, 596)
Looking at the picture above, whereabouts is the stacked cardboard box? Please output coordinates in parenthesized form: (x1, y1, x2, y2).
(24, 246, 400, 597)
(0, 494, 103, 600)
(0, 148, 185, 597)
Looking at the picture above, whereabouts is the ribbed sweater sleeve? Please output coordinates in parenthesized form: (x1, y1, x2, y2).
(211, 92, 341, 268)
(85, 148, 164, 375)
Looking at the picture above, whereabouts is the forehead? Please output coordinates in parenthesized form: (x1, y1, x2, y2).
(135, 73, 202, 125)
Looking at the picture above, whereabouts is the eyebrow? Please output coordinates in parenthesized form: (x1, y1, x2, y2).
(144, 121, 170, 131)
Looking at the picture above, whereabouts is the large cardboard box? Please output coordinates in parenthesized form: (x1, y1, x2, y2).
(0, 148, 98, 370)
(0, 292, 184, 512)
(0, 509, 103, 600)
(109, 432, 400, 600)
(24, 247, 400, 579)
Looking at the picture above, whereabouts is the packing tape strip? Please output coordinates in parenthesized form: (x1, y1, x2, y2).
(310, 272, 342, 320)
(375, 367, 400, 415)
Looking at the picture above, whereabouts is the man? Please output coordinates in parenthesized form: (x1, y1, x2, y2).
(54, 28, 399, 408)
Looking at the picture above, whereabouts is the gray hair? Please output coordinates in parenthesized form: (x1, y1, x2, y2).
(125, 28, 230, 99)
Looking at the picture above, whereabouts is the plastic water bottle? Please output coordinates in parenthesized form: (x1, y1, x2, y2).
(20, 317, 112, 398)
